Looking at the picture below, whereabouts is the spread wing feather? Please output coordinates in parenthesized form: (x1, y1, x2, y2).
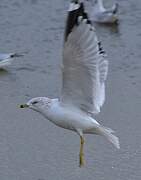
(61, 1, 108, 114)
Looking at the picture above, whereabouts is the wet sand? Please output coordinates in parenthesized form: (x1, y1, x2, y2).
(0, 0, 141, 180)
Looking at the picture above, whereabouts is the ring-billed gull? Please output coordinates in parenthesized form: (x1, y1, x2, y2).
(20, 0, 120, 167)
(0, 53, 23, 68)
(89, 0, 118, 24)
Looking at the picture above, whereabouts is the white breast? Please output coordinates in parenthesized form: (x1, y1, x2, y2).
(42, 100, 99, 131)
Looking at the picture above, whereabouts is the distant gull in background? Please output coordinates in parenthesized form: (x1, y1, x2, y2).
(89, 0, 118, 24)
(0, 53, 24, 69)
(20, 0, 120, 167)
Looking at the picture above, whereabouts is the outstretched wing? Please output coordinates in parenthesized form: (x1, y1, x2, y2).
(61, 1, 108, 114)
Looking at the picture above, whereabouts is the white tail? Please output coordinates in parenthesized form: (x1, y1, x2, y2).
(98, 125, 120, 149)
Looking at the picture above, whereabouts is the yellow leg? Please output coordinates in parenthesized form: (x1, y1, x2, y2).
(79, 136, 85, 167)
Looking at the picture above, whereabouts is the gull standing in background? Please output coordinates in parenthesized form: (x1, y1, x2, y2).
(0, 53, 23, 69)
(20, 0, 120, 167)
(89, 0, 118, 24)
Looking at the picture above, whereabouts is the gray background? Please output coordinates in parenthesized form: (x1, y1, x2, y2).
(0, 0, 141, 179)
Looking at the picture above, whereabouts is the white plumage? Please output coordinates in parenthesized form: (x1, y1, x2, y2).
(89, 0, 118, 24)
(20, 0, 120, 167)
(62, 20, 108, 114)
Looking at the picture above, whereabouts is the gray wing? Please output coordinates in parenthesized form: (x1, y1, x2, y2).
(61, 19, 108, 114)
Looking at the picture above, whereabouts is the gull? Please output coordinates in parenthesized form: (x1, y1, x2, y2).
(0, 53, 23, 69)
(20, 0, 120, 167)
(89, 0, 118, 24)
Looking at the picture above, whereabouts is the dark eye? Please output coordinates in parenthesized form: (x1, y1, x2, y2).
(32, 101, 38, 105)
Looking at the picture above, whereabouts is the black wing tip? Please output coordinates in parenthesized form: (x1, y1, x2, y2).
(68, 1, 91, 23)
(64, 1, 92, 41)
(98, 41, 106, 55)
(10, 53, 25, 58)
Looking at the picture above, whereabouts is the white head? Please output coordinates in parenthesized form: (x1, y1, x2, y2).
(20, 97, 51, 112)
